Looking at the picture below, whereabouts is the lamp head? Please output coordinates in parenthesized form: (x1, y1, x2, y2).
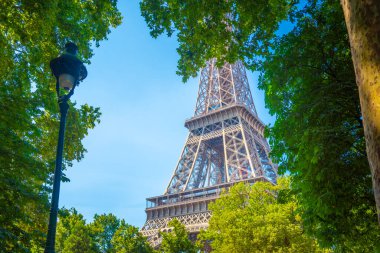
(50, 42, 87, 92)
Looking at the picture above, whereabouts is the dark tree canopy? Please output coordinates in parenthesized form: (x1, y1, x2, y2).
(0, 0, 121, 251)
(140, 0, 296, 81)
(259, 0, 380, 250)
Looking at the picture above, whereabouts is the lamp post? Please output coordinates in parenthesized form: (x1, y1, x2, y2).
(44, 42, 87, 253)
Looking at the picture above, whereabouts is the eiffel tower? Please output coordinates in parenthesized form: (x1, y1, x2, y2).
(140, 59, 277, 247)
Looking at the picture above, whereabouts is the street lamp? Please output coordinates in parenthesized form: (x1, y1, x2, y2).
(44, 42, 87, 253)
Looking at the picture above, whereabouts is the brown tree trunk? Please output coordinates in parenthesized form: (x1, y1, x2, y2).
(340, 0, 380, 224)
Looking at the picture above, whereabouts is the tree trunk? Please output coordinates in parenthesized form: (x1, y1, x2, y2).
(340, 0, 380, 224)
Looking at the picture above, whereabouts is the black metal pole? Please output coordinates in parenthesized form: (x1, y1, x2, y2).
(44, 96, 70, 253)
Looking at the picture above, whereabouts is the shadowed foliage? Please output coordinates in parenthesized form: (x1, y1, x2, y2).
(0, 1, 121, 251)
(259, 1, 380, 250)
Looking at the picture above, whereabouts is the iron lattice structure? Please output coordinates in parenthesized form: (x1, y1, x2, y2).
(141, 59, 277, 247)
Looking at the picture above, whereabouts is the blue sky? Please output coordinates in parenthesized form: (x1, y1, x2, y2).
(59, 0, 275, 227)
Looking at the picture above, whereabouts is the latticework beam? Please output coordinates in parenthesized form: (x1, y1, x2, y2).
(141, 59, 277, 247)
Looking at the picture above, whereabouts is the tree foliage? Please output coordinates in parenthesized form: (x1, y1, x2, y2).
(140, 0, 380, 250)
(111, 221, 154, 253)
(90, 214, 121, 253)
(140, 0, 296, 81)
(198, 178, 325, 253)
(159, 219, 198, 253)
(56, 208, 96, 253)
(55, 209, 153, 253)
(0, 0, 121, 251)
(258, 1, 380, 250)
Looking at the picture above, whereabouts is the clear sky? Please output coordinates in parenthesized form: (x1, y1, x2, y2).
(59, 0, 275, 228)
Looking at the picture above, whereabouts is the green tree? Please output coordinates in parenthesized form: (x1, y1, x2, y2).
(111, 220, 154, 253)
(140, 0, 380, 248)
(90, 214, 121, 253)
(140, 0, 380, 225)
(56, 208, 96, 253)
(0, 1, 121, 251)
(198, 178, 325, 253)
(159, 219, 198, 253)
(258, 1, 380, 250)
(55, 210, 153, 253)
(140, 0, 296, 82)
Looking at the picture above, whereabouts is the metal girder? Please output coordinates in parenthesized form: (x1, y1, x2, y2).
(194, 60, 257, 117)
(142, 59, 277, 245)
(141, 212, 211, 248)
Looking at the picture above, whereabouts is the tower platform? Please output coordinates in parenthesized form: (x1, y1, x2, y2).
(140, 59, 277, 247)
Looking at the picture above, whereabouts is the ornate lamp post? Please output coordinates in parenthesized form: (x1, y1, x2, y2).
(44, 42, 87, 253)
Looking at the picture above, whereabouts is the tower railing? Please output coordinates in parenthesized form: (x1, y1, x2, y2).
(146, 176, 271, 209)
